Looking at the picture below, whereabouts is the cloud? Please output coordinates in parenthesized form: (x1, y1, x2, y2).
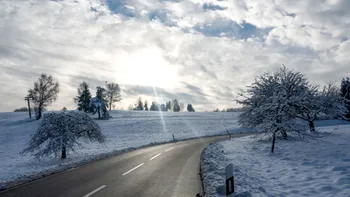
(0, 0, 349, 112)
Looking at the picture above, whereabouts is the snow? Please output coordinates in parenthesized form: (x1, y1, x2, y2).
(201, 120, 350, 197)
(0, 111, 243, 189)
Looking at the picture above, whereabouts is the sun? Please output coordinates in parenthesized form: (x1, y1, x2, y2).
(119, 46, 178, 89)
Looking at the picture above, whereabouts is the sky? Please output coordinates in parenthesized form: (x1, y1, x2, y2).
(0, 0, 349, 112)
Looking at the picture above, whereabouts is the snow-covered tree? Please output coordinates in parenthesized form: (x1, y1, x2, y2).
(106, 82, 122, 111)
(294, 83, 347, 132)
(90, 97, 109, 119)
(22, 111, 105, 159)
(74, 82, 92, 112)
(28, 74, 59, 120)
(237, 67, 310, 152)
(320, 83, 348, 120)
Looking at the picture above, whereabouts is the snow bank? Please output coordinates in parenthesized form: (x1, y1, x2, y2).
(202, 121, 350, 197)
(0, 111, 242, 189)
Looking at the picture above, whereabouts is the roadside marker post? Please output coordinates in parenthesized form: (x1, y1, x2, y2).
(225, 163, 235, 197)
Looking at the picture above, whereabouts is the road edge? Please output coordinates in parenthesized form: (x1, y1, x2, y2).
(199, 133, 253, 196)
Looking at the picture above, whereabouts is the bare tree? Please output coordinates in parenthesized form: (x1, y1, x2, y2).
(28, 74, 59, 120)
(106, 82, 122, 111)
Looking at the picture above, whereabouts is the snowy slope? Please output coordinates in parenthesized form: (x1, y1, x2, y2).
(0, 111, 243, 189)
(201, 121, 350, 197)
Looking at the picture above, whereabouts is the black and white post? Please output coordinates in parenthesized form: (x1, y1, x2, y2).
(225, 163, 235, 197)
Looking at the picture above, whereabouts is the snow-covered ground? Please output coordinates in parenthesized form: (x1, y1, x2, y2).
(0, 111, 243, 189)
(201, 120, 350, 197)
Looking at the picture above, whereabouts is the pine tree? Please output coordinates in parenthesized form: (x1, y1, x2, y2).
(144, 100, 149, 111)
(160, 104, 166, 111)
(340, 77, 350, 119)
(150, 101, 158, 111)
(135, 97, 144, 110)
(187, 104, 195, 112)
(173, 99, 180, 112)
(74, 82, 92, 112)
(166, 101, 172, 111)
(106, 82, 122, 111)
(28, 74, 60, 120)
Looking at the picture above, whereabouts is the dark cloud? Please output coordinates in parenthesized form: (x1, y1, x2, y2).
(202, 3, 227, 11)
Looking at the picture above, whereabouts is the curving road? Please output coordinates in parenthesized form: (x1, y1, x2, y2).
(0, 134, 246, 197)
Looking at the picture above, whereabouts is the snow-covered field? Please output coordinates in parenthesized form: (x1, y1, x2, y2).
(0, 111, 243, 189)
(201, 121, 350, 197)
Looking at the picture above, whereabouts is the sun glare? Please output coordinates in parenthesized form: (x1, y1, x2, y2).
(119, 47, 178, 89)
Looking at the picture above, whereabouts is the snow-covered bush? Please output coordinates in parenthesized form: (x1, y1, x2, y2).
(22, 111, 105, 159)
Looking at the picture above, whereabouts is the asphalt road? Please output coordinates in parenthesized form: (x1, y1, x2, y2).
(0, 134, 245, 197)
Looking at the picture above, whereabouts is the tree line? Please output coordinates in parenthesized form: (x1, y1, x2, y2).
(129, 97, 195, 112)
(19, 74, 122, 120)
(20, 74, 197, 120)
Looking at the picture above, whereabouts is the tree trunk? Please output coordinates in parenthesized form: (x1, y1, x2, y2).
(271, 132, 276, 153)
(309, 121, 315, 132)
(109, 96, 112, 111)
(61, 146, 66, 159)
(36, 108, 42, 120)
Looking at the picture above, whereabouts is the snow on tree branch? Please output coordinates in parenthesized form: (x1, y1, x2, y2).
(22, 111, 105, 159)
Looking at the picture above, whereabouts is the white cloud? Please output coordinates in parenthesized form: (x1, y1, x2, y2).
(0, 0, 349, 112)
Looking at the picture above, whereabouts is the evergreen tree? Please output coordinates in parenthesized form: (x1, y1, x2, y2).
(74, 82, 92, 112)
(166, 101, 172, 111)
(187, 104, 195, 112)
(144, 100, 149, 111)
(173, 99, 180, 112)
(106, 82, 122, 111)
(340, 77, 350, 119)
(28, 74, 60, 120)
(150, 101, 158, 111)
(134, 97, 144, 110)
(160, 104, 166, 111)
